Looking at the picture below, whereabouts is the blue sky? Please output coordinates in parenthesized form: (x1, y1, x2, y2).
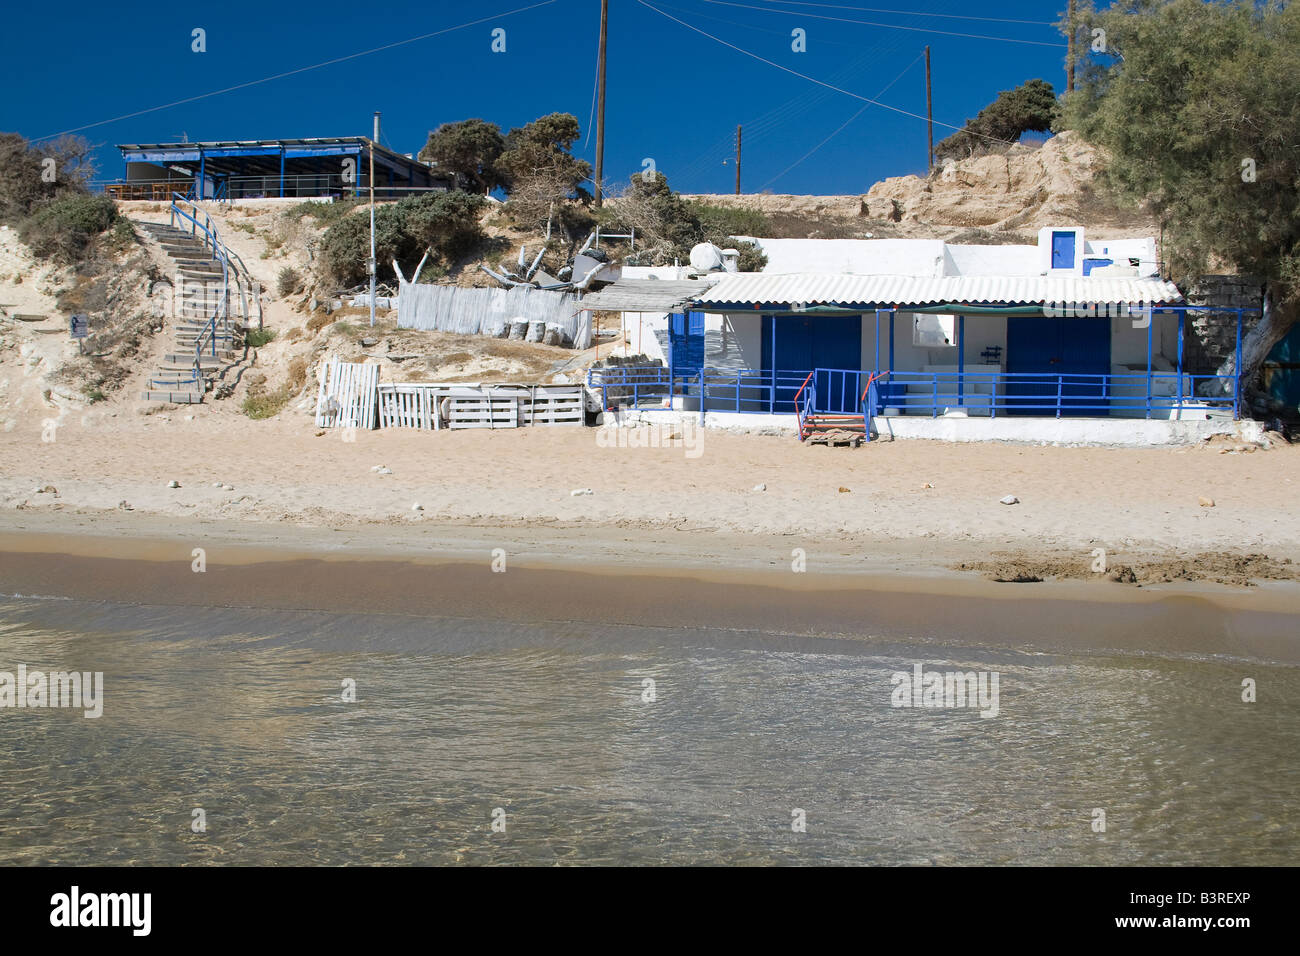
(0, 0, 1072, 195)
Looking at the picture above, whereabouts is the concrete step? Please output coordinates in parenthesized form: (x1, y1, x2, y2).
(164, 352, 235, 365)
(140, 389, 204, 404)
(150, 375, 205, 388)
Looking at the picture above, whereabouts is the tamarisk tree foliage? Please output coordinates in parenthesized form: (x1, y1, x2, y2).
(1062, 0, 1300, 406)
(933, 80, 1059, 162)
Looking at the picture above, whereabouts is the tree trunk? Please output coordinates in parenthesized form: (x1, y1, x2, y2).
(1213, 285, 1298, 411)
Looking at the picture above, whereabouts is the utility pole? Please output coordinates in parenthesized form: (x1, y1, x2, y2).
(369, 111, 378, 328)
(594, 0, 609, 207)
(925, 46, 934, 172)
(734, 125, 742, 195)
(1067, 0, 1077, 93)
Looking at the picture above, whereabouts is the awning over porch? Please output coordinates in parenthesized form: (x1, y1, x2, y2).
(692, 273, 1184, 311)
(579, 279, 715, 313)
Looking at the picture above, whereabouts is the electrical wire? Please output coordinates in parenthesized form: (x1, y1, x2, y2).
(31, 0, 559, 143)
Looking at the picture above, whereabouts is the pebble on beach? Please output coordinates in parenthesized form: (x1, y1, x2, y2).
(1000, 495, 1020, 505)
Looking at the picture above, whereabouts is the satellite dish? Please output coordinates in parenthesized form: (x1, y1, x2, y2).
(689, 242, 725, 272)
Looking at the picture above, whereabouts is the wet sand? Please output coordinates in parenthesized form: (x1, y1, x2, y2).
(2, 516, 1298, 663)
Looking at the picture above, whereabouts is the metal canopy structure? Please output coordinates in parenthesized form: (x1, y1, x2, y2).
(579, 279, 715, 313)
(692, 273, 1185, 314)
(112, 137, 453, 201)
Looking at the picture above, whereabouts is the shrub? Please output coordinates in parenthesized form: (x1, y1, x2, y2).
(284, 198, 358, 225)
(241, 385, 292, 420)
(245, 327, 277, 348)
(318, 191, 487, 285)
(19, 194, 119, 263)
(277, 266, 301, 297)
(690, 202, 771, 240)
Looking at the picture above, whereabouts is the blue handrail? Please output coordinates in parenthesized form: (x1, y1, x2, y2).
(151, 194, 261, 392)
(585, 364, 1238, 420)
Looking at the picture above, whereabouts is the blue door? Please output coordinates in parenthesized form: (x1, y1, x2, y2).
(1006, 316, 1110, 415)
(762, 315, 862, 412)
(669, 311, 705, 386)
(1050, 231, 1076, 270)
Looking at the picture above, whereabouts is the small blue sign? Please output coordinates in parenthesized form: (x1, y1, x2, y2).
(70, 314, 89, 339)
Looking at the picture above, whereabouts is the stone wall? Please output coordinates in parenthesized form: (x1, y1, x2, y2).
(1180, 275, 1263, 373)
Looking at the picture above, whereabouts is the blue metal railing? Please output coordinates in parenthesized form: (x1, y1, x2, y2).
(588, 364, 1240, 421)
(872, 370, 1237, 419)
(150, 194, 261, 392)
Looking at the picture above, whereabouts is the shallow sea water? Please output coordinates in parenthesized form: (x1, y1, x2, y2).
(0, 595, 1294, 865)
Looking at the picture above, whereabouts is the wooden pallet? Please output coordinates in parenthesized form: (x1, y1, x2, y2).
(375, 384, 584, 430)
(315, 360, 379, 429)
(377, 385, 434, 430)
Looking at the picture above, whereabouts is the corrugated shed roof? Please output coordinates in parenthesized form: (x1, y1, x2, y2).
(580, 280, 715, 312)
(694, 273, 1183, 308)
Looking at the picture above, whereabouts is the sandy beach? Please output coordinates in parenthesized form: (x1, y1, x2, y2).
(3, 409, 1300, 559)
(2, 410, 1299, 662)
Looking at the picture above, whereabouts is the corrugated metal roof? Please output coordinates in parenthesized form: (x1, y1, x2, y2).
(694, 274, 1183, 308)
(580, 280, 715, 312)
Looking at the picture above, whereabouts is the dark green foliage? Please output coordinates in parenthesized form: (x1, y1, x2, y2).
(612, 173, 768, 271)
(1061, 0, 1300, 387)
(402, 191, 488, 260)
(690, 202, 772, 241)
(318, 191, 487, 286)
(19, 194, 119, 263)
(934, 79, 1059, 162)
(419, 119, 506, 193)
(496, 112, 592, 199)
(285, 198, 359, 225)
(0, 133, 95, 225)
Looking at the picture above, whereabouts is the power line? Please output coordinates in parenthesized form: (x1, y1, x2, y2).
(653, 0, 865, 46)
(735, 0, 1058, 27)
(637, 0, 975, 134)
(700, 0, 1067, 47)
(658, 0, 936, 186)
(759, 49, 924, 190)
(30, 0, 558, 143)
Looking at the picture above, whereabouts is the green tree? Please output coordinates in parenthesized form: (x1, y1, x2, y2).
(496, 112, 592, 200)
(934, 79, 1059, 162)
(418, 119, 505, 194)
(401, 191, 487, 260)
(1061, 0, 1300, 401)
(0, 133, 96, 224)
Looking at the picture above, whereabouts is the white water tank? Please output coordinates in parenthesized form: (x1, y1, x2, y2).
(689, 242, 725, 272)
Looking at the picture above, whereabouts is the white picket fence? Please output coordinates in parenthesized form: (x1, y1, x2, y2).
(315, 360, 379, 428)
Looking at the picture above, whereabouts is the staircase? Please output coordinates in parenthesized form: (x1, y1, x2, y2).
(795, 372, 880, 442)
(135, 199, 260, 404)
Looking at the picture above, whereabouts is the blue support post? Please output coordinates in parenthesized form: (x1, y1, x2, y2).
(197, 150, 205, 205)
(769, 315, 776, 413)
(1146, 309, 1154, 420)
(1234, 307, 1243, 419)
(667, 314, 675, 411)
(888, 312, 895, 377)
(279, 148, 285, 198)
(957, 315, 965, 406)
(1177, 311, 1185, 417)
(874, 311, 881, 374)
